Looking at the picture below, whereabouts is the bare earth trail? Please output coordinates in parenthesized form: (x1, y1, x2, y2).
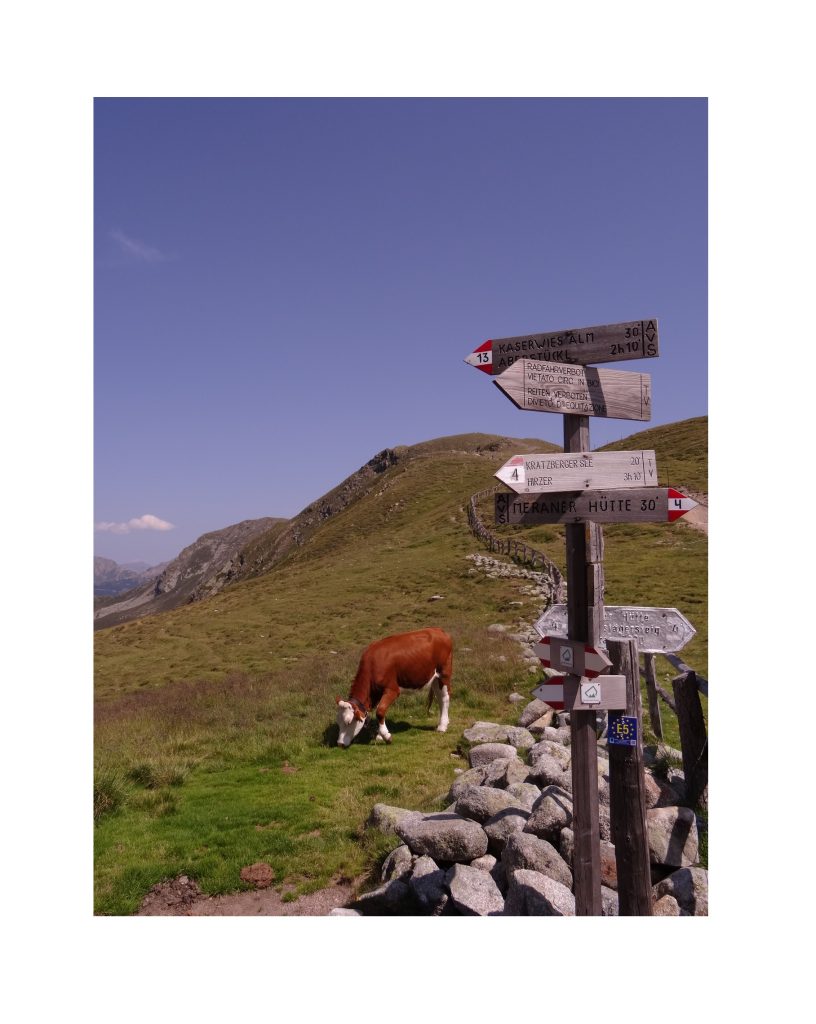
(137, 875, 360, 916)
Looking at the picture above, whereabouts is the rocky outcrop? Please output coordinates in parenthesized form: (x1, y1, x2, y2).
(94, 517, 285, 629)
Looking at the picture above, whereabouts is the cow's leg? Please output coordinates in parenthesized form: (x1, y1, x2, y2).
(375, 687, 399, 743)
(436, 652, 453, 733)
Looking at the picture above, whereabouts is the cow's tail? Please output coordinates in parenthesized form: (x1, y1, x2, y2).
(427, 668, 443, 714)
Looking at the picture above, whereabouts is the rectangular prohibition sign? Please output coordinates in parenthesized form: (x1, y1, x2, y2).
(493, 360, 652, 421)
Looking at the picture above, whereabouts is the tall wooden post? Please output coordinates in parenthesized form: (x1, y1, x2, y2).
(564, 414, 603, 916)
(608, 637, 653, 915)
(672, 670, 708, 809)
(643, 653, 663, 739)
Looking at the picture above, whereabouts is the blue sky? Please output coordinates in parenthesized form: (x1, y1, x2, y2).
(95, 98, 706, 565)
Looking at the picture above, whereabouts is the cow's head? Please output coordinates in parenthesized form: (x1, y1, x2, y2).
(335, 697, 366, 747)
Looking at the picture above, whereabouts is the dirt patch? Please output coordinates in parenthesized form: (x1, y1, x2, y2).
(137, 875, 361, 916)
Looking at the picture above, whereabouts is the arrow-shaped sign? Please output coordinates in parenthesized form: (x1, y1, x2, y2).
(533, 605, 697, 655)
(493, 359, 651, 422)
(531, 675, 627, 712)
(531, 678, 566, 710)
(465, 319, 659, 375)
(495, 488, 697, 526)
(533, 636, 612, 678)
(495, 450, 658, 493)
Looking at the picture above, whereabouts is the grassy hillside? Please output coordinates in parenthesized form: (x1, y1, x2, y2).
(94, 423, 707, 914)
(599, 416, 708, 495)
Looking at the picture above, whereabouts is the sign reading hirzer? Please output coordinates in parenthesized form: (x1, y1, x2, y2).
(495, 450, 658, 493)
(493, 360, 651, 421)
(465, 319, 659, 375)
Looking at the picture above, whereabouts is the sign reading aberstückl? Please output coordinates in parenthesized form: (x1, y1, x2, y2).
(465, 319, 659, 375)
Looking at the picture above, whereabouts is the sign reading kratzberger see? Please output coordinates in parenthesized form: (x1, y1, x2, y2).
(465, 319, 658, 375)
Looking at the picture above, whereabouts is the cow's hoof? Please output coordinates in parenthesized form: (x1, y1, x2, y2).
(385, 736, 392, 744)
(437, 727, 448, 733)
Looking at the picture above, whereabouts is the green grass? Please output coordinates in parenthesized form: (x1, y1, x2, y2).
(94, 422, 708, 913)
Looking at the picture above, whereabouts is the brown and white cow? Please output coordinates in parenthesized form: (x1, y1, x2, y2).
(335, 627, 453, 747)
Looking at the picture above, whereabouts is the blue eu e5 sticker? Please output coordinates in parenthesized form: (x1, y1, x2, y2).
(608, 712, 638, 747)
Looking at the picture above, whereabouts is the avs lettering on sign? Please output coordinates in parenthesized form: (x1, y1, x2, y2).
(495, 450, 658, 493)
(533, 636, 611, 678)
(495, 488, 697, 526)
(464, 319, 659, 375)
(493, 360, 652, 421)
(533, 605, 697, 655)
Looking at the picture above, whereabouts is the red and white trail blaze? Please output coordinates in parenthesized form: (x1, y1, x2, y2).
(335, 628, 453, 747)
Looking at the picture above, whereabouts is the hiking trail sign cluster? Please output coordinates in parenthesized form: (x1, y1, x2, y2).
(464, 315, 698, 917)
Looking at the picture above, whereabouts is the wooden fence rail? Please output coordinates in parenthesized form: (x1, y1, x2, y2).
(639, 651, 708, 809)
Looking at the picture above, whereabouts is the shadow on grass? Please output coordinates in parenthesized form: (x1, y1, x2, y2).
(320, 717, 439, 748)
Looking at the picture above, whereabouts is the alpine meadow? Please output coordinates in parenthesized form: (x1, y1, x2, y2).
(94, 417, 707, 915)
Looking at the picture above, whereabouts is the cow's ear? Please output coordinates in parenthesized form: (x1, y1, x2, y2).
(353, 706, 366, 721)
(335, 695, 342, 705)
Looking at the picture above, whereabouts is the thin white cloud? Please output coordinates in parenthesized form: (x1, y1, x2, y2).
(110, 228, 169, 263)
(95, 514, 175, 534)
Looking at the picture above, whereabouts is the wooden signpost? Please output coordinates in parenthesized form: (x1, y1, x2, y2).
(495, 488, 697, 526)
(464, 319, 659, 375)
(495, 450, 658, 493)
(492, 359, 652, 421)
(466, 314, 684, 915)
(533, 604, 696, 655)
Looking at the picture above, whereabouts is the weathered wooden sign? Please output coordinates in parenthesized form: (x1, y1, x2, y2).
(532, 679, 566, 710)
(533, 637, 611, 678)
(465, 319, 659, 375)
(533, 605, 697, 655)
(495, 487, 697, 526)
(493, 360, 651, 421)
(532, 675, 628, 712)
(494, 450, 658, 493)
(564, 675, 627, 712)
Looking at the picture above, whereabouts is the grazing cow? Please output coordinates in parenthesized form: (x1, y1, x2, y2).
(335, 627, 453, 747)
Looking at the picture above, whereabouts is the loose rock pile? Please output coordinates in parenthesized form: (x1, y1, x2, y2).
(336, 700, 708, 916)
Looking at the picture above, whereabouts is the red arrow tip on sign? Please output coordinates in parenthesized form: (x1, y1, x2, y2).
(666, 489, 699, 522)
(464, 340, 493, 374)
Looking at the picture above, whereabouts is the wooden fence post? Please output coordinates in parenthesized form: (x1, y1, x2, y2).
(672, 670, 708, 809)
(608, 637, 653, 915)
(643, 652, 663, 739)
(564, 413, 603, 916)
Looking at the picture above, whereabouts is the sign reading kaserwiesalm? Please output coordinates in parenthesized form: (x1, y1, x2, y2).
(465, 319, 658, 375)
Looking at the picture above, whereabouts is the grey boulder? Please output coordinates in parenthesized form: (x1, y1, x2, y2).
(395, 812, 489, 863)
(446, 863, 505, 916)
(468, 743, 519, 768)
(504, 869, 575, 916)
(646, 806, 699, 867)
(502, 831, 573, 890)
